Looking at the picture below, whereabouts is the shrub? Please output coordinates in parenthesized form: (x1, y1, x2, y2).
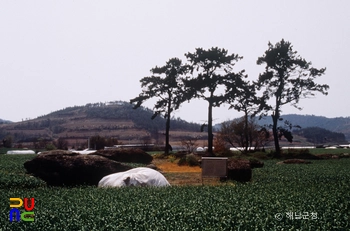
(177, 156, 187, 166)
(186, 154, 199, 166)
(286, 148, 310, 155)
(45, 143, 56, 151)
(248, 158, 264, 168)
(166, 154, 177, 163)
(152, 153, 167, 159)
(173, 151, 187, 158)
(215, 149, 234, 157)
(178, 154, 199, 167)
(282, 148, 321, 160)
(250, 151, 271, 160)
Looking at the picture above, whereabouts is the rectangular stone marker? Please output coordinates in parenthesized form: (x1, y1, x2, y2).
(201, 157, 228, 178)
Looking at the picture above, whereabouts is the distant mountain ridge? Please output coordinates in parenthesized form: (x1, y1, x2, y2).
(0, 101, 202, 147)
(0, 119, 12, 124)
(2, 103, 350, 145)
(213, 114, 350, 141)
(256, 114, 350, 140)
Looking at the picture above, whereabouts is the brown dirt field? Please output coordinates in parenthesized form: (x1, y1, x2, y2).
(156, 162, 201, 173)
(153, 159, 231, 186)
(162, 172, 203, 186)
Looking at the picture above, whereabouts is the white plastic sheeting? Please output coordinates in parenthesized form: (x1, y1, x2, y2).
(68, 149, 97, 154)
(6, 150, 35, 154)
(98, 167, 170, 187)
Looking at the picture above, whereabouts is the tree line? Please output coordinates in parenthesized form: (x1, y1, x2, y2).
(294, 127, 346, 145)
(130, 39, 329, 156)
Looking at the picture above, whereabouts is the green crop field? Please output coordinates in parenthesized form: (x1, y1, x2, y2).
(0, 154, 349, 230)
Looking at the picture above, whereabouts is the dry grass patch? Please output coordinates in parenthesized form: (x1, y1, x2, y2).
(153, 158, 231, 186)
(157, 162, 201, 173)
(163, 172, 202, 186)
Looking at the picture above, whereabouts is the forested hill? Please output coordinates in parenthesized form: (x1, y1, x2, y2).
(30, 101, 200, 132)
(257, 114, 350, 140)
(0, 101, 201, 144)
(0, 119, 12, 124)
(80, 101, 200, 132)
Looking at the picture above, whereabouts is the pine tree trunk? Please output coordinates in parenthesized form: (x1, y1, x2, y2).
(244, 111, 249, 153)
(272, 114, 281, 157)
(165, 102, 171, 155)
(207, 100, 213, 155)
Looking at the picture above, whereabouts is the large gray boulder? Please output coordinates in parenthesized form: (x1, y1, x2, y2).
(90, 148, 153, 164)
(227, 159, 252, 182)
(24, 150, 132, 186)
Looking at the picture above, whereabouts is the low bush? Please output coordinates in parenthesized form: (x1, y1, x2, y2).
(282, 149, 321, 160)
(165, 154, 176, 163)
(178, 154, 200, 167)
(249, 151, 273, 160)
(214, 149, 235, 157)
(248, 158, 264, 168)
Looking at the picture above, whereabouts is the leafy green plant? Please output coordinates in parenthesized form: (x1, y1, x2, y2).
(45, 143, 56, 151)
(0, 154, 349, 230)
(178, 154, 199, 166)
(167, 154, 176, 163)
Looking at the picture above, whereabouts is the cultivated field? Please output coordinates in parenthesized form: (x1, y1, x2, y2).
(1, 152, 349, 230)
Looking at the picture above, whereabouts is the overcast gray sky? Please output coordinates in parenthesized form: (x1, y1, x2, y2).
(1, 1, 349, 123)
